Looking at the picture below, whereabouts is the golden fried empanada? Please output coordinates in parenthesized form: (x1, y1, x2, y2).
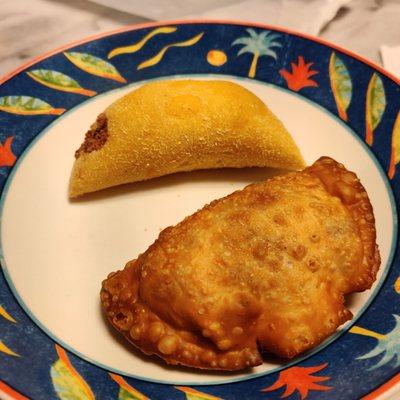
(101, 157, 379, 371)
(69, 80, 304, 197)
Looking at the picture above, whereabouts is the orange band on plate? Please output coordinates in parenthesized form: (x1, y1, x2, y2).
(0, 380, 29, 400)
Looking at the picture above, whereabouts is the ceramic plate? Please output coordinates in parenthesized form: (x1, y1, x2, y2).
(0, 21, 398, 400)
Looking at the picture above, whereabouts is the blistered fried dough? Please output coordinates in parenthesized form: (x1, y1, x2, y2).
(69, 80, 304, 197)
(101, 157, 380, 370)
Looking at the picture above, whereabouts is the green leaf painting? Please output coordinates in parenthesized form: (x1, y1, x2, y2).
(27, 69, 96, 96)
(329, 52, 352, 121)
(64, 52, 126, 83)
(118, 387, 144, 400)
(365, 73, 386, 146)
(50, 345, 95, 400)
(388, 112, 400, 179)
(109, 373, 149, 400)
(0, 96, 65, 115)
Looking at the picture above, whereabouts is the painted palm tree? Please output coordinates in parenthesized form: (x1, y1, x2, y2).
(232, 29, 282, 78)
(350, 315, 400, 370)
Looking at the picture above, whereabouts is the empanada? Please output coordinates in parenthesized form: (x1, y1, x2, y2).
(69, 80, 304, 197)
(101, 157, 379, 370)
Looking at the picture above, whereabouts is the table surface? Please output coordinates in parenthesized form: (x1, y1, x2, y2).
(1, 0, 400, 76)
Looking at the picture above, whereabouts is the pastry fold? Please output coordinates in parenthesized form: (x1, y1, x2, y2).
(101, 157, 380, 371)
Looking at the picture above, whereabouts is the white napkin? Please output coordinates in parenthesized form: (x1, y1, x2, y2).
(380, 45, 400, 78)
(86, 0, 239, 20)
(186, 0, 352, 36)
(88, 0, 351, 36)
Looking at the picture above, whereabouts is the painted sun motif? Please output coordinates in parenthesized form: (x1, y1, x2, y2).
(207, 50, 227, 66)
(395, 276, 400, 293)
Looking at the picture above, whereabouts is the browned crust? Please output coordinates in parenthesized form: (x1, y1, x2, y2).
(101, 261, 262, 370)
(307, 157, 380, 292)
(100, 157, 380, 370)
(75, 113, 108, 158)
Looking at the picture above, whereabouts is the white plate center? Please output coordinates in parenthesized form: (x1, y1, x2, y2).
(0, 76, 395, 385)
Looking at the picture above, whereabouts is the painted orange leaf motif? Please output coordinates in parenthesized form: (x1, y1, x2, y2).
(262, 363, 331, 399)
(0, 380, 29, 400)
(0, 136, 16, 167)
(279, 56, 318, 92)
(51, 344, 95, 399)
(109, 373, 149, 400)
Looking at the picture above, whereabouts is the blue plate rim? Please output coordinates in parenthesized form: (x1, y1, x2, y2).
(0, 19, 398, 400)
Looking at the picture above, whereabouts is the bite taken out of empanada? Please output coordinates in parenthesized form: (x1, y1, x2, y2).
(69, 80, 304, 197)
(100, 157, 380, 371)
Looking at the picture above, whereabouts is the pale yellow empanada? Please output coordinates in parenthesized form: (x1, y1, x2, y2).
(69, 80, 304, 197)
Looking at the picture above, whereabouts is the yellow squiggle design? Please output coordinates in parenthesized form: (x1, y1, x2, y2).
(0, 305, 16, 323)
(108, 26, 177, 59)
(137, 32, 204, 70)
(0, 341, 20, 357)
(349, 326, 386, 340)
